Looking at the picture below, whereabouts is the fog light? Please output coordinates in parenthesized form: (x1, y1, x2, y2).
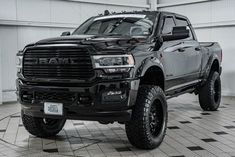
(102, 90, 126, 102)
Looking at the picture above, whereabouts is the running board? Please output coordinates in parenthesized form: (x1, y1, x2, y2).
(166, 81, 201, 99)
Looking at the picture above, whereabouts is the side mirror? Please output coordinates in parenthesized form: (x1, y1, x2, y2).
(162, 26, 189, 41)
(61, 31, 71, 36)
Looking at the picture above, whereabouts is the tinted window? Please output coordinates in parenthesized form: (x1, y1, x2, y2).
(162, 17, 175, 34)
(175, 18, 193, 40)
(85, 21, 102, 34)
(73, 14, 156, 36)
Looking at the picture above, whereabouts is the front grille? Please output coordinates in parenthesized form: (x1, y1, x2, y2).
(35, 91, 77, 103)
(23, 46, 94, 80)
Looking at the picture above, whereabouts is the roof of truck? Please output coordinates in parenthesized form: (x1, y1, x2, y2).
(96, 10, 188, 20)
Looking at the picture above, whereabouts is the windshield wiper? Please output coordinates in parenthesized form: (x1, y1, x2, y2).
(105, 33, 132, 38)
(84, 34, 130, 40)
(105, 33, 125, 36)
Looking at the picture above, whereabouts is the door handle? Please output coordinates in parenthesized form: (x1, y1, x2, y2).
(195, 47, 201, 51)
(178, 48, 185, 52)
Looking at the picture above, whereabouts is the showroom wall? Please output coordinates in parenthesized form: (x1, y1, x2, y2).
(158, 0, 235, 96)
(0, 0, 151, 103)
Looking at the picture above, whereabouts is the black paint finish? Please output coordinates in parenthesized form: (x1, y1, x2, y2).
(17, 11, 222, 123)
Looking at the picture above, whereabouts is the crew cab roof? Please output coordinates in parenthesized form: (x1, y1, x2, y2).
(95, 10, 189, 22)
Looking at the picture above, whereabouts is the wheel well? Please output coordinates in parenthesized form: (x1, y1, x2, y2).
(210, 59, 220, 74)
(140, 66, 165, 90)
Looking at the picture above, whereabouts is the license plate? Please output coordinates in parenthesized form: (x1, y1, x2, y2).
(44, 102, 63, 116)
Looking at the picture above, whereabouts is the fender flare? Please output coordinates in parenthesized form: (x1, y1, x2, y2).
(136, 57, 165, 78)
(135, 56, 166, 91)
(203, 54, 220, 80)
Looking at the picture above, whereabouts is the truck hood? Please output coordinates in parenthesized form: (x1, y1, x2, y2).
(31, 34, 148, 54)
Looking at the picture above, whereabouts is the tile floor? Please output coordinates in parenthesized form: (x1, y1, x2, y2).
(0, 94, 235, 157)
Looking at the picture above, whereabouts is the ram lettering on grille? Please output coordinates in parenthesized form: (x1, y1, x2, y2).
(23, 47, 94, 79)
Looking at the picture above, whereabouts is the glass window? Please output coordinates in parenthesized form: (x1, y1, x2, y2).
(73, 14, 156, 37)
(161, 17, 175, 34)
(175, 18, 193, 40)
(84, 21, 102, 35)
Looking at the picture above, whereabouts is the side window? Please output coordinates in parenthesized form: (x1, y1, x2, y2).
(161, 17, 175, 35)
(175, 18, 193, 40)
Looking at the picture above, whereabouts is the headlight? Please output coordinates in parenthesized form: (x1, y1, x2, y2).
(92, 55, 134, 68)
(92, 55, 134, 73)
(16, 53, 23, 73)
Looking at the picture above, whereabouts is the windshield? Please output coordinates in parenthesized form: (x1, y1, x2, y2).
(73, 14, 156, 37)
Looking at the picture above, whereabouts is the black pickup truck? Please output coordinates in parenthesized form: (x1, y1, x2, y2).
(16, 11, 222, 149)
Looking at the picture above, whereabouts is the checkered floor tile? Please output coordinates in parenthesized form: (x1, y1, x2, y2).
(0, 94, 235, 157)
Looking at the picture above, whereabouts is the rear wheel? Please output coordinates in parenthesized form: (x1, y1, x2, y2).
(199, 71, 221, 111)
(21, 111, 66, 138)
(125, 86, 167, 150)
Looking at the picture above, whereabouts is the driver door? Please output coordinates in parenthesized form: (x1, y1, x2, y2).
(159, 16, 188, 88)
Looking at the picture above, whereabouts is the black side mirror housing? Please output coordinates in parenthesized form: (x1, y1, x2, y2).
(162, 26, 190, 41)
(61, 31, 71, 36)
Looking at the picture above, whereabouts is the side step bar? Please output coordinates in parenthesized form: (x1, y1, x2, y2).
(166, 80, 202, 99)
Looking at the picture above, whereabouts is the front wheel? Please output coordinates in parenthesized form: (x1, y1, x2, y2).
(21, 111, 66, 138)
(125, 86, 168, 150)
(199, 71, 221, 111)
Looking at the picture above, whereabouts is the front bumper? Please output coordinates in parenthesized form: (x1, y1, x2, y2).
(16, 79, 139, 122)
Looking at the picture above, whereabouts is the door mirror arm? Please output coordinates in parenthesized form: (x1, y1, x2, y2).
(152, 36, 163, 51)
(61, 31, 71, 36)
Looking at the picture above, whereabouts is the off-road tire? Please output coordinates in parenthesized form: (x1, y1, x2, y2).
(199, 71, 221, 111)
(21, 111, 66, 138)
(125, 85, 168, 150)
